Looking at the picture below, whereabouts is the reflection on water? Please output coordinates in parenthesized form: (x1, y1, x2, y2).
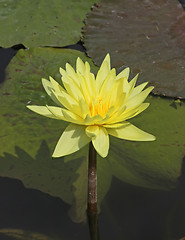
(0, 177, 89, 240)
(0, 160, 185, 240)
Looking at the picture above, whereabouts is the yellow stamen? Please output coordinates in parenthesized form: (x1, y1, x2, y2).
(89, 96, 110, 117)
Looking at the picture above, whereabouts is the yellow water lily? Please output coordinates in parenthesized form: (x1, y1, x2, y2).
(27, 54, 155, 158)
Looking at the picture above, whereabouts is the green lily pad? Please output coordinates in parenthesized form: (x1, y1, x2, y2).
(83, 0, 185, 98)
(0, 0, 96, 48)
(1, 47, 185, 223)
(110, 96, 185, 190)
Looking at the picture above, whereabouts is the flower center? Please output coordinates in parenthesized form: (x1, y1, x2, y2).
(89, 96, 110, 117)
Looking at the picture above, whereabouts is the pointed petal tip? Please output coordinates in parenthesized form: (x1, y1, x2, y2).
(76, 57, 80, 64)
(52, 151, 64, 158)
(149, 134, 156, 141)
(66, 62, 73, 68)
(41, 78, 49, 85)
(26, 105, 38, 110)
(100, 151, 108, 158)
(92, 140, 108, 158)
(140, 133, 156, 141)
(65, 62, 70, 69)
(106, 53, 110, 57)
(77, 56, 82, 61)
(52, 153, 59, 158)
(145, 85, 154, 95)
(49, 76, 55, 82)
(104, 53, 110, 62)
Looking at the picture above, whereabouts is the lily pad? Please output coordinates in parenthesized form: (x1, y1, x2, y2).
(1, 47, 185, 223)
(109, 96, 185, 190)
(0, 0, 96, 48)
(83, 0, 185, 98)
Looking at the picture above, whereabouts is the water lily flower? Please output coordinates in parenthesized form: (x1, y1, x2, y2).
(27, 54, 155, 158)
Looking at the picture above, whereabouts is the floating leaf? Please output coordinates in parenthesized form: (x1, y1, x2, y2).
(83, 0, 185, 98)
(109, 96, 185, 190)
(0, 0, 96, 48)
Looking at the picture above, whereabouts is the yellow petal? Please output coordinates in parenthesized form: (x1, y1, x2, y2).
(49, 76, 64, 93)
(85, 125, 99, 138)
(96, 53, 111, 91)
(128, 82, 148, 99)
(103, 122, 128, 128)
(107, 122, 156, 141)
(60, 70, 85, 102)
(128, 74, 139, 92)
(46, 105, 83, 124)
(83, 114, 103, 125)
(99, 68, 116, 97)
(60, 67, 79, 87)
(42, 78, 63, 106)
(84, 61, 96, 97)
(84, 61, 91, 73)
(51, 89, 82, 117)
(110, 103, 150, 124)
(122, 74, 139, 97)
(116, 67, 130, 80)
(52, 123, 90, 157)
(76, 57, 85, 75)
(109, 79, 125, 108)
(122, 77, 131, 96)
(27, 105, 60, 119)
(65, 62, 77, 80)
(79, 98, 91, 118)
(126, 86, 154, 109)
(42, 78, 53, 95)
(122, 103, 150, 120)
(104, 104, 126, 124)
(86, 126, 109, 158)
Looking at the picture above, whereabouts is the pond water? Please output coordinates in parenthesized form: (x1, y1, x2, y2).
(0, 168, 185, 240)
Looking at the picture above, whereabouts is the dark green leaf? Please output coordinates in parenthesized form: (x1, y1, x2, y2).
(0, 0, 95, 47)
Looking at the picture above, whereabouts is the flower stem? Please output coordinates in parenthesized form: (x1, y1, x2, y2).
(88, 142, 97, 214)
(87, 142, 100, 240)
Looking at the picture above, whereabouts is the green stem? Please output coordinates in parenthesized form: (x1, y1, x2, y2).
(87, 142, 100, 240)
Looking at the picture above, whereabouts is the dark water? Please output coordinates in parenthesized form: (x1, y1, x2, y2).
(0, 170, 185, 240)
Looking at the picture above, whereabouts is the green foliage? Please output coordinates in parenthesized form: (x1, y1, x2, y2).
(0, 0, 95, 47)
(110, 96, 185, 190)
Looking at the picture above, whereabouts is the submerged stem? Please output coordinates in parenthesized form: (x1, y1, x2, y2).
(87, 142, 99, 240)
